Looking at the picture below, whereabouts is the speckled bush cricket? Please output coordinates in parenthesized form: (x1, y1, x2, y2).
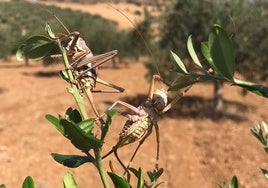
(101, 4, 193, 177)
(102, 75, 191, 175)
(47, 15, 124, 117)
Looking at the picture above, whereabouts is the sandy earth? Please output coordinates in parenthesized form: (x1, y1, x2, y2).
(0, 58, 268, 188)
(1, 2, 268, 188)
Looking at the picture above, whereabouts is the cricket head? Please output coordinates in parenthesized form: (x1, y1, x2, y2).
(62, 32, 92, 62)
(66, 36, 90, 53)
(152, 89, 168, 113)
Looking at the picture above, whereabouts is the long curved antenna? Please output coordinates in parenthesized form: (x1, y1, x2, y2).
(36, 3, 70, 34)
(107, 3, 161, 76)
(52, 13, 70, 34)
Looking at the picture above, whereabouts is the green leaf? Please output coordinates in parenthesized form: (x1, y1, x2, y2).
(168, 75, 198, 91)
(129, 168, 144, 188)
(170, 51, 188, 74)
(201, 41, 215, 70)
(250, 124, 266, 145)
(105, 109, 118, 118)
(77, 118, 95, 135)
(108, 172, 130, 188)
(137, 169, 144, 188)
(146, 168, 164, 184)
(0, 184, 6, 188)
(22, 176, 35, 188)
(230, 176, 239, 188)
(17, 35, 56, 61)
(16, 44, 26, 61)
(263, 145, 268, 154)
(187, 35, 203, 68)
(52, 153, 94, 168)
(154, 168, 164, 180)
(59, 70, 70, 83)
(45, 114, 63, 134)
(59, 119, 102, 151)
(46, 108, 99, 150)
(261, 168, 268, 180)
(168, 80, 197, 91)
(45, 23, 56, 39)
(129, 168, 139, 178)
(233, 78, 268, 98)
(101, 110, 117, 140)
(63, 172, 78, 188)
(208, 25, 235, 80)
(65, 108, 82, 124)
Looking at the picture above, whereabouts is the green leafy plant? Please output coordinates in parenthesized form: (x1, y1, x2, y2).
(159, 0, 268, 84)
(16, 21, 164, 188)
(17, 173, 78, 188)
(251, 121, 268, 181)
(218, 176, 239, 188)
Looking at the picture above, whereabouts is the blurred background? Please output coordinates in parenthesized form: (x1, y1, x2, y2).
(0, 0, 267, 187)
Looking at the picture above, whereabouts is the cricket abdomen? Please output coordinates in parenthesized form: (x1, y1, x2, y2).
(116, 113, 153, 148)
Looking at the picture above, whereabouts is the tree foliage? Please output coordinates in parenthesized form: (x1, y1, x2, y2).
(0, 1, 144, 61)
(158, 0, 268, 83)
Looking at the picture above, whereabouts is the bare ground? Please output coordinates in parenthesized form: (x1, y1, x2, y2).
(0, 58, 268, 188)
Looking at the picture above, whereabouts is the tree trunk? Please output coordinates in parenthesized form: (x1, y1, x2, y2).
(213, 80, 223, 116)
(25, 56, 29, 66)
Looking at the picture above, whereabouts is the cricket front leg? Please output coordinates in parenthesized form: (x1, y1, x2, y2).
(124, 128, 153, 175)
(162, 85, 192, 113)
(102, 100, 145, 121)
(148, 74, 170, 99)
(154, 122, 160, 170)
(66, 32, 80, 53)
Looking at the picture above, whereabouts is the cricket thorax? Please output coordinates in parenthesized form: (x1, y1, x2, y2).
(71, 37, 93, 63)
(67, 37, 97, 89)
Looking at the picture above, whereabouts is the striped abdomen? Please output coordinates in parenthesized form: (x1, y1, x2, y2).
(116, 113, 153, 148)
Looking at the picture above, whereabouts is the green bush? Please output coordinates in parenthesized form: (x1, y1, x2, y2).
(158, 0, 268, 83)
(0, 1, 143, 60)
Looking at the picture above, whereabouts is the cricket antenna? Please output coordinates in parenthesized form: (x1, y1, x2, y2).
(52, 13, 71, 34)
(107, 3, 161, 77)
(36, 3, 70, 34)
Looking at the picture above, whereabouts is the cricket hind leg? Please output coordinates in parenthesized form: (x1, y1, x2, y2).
(83, 87, 100, 117)
(92, 77, 124, 93)
(123, 130, 153, 176)
(102, 147, 131, 180)
(114, 149, 131, 180)
(75, 50, 118, 80)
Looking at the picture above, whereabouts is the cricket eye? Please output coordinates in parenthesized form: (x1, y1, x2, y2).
(152, 97, 159, 105)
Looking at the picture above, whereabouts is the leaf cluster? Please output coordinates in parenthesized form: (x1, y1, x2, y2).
(218, 176, 239, 188)
(0, 173, 78, 188)
(169, 25, 268, 98)
(250, 122, 268, 183)
(157, 0, 268, 83)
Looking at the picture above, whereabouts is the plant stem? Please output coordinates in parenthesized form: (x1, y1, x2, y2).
(58, 39, 110, 187)
(58, 42, 88, 120)
(95, 148, 110, 188)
